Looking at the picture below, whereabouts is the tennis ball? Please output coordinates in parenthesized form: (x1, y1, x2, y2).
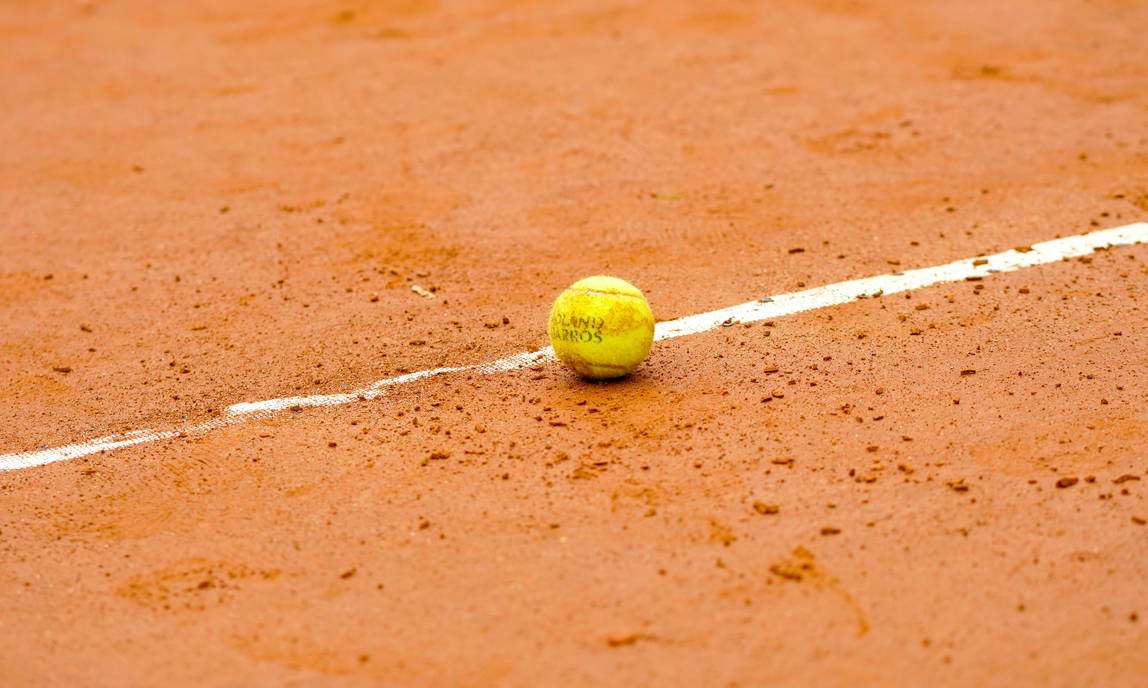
(548, 275, 654, 380)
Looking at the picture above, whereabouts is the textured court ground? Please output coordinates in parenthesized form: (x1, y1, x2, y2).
(2, 1, 1147, 686)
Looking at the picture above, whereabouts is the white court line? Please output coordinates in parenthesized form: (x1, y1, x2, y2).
(2, 222, 1145, 472)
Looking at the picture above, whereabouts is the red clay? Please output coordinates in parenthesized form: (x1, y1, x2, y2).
(2, 1, 1147, 686)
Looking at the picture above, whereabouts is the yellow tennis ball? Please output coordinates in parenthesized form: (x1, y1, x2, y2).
(548, 275, 655, 380)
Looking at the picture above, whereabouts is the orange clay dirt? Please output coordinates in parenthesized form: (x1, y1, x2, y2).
(2, 1, 1147, 686)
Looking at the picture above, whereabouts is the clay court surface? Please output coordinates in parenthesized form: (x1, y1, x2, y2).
(2, 0, 1148, 685)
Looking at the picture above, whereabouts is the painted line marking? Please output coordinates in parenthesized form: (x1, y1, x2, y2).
(2, 222, 1145, 472)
